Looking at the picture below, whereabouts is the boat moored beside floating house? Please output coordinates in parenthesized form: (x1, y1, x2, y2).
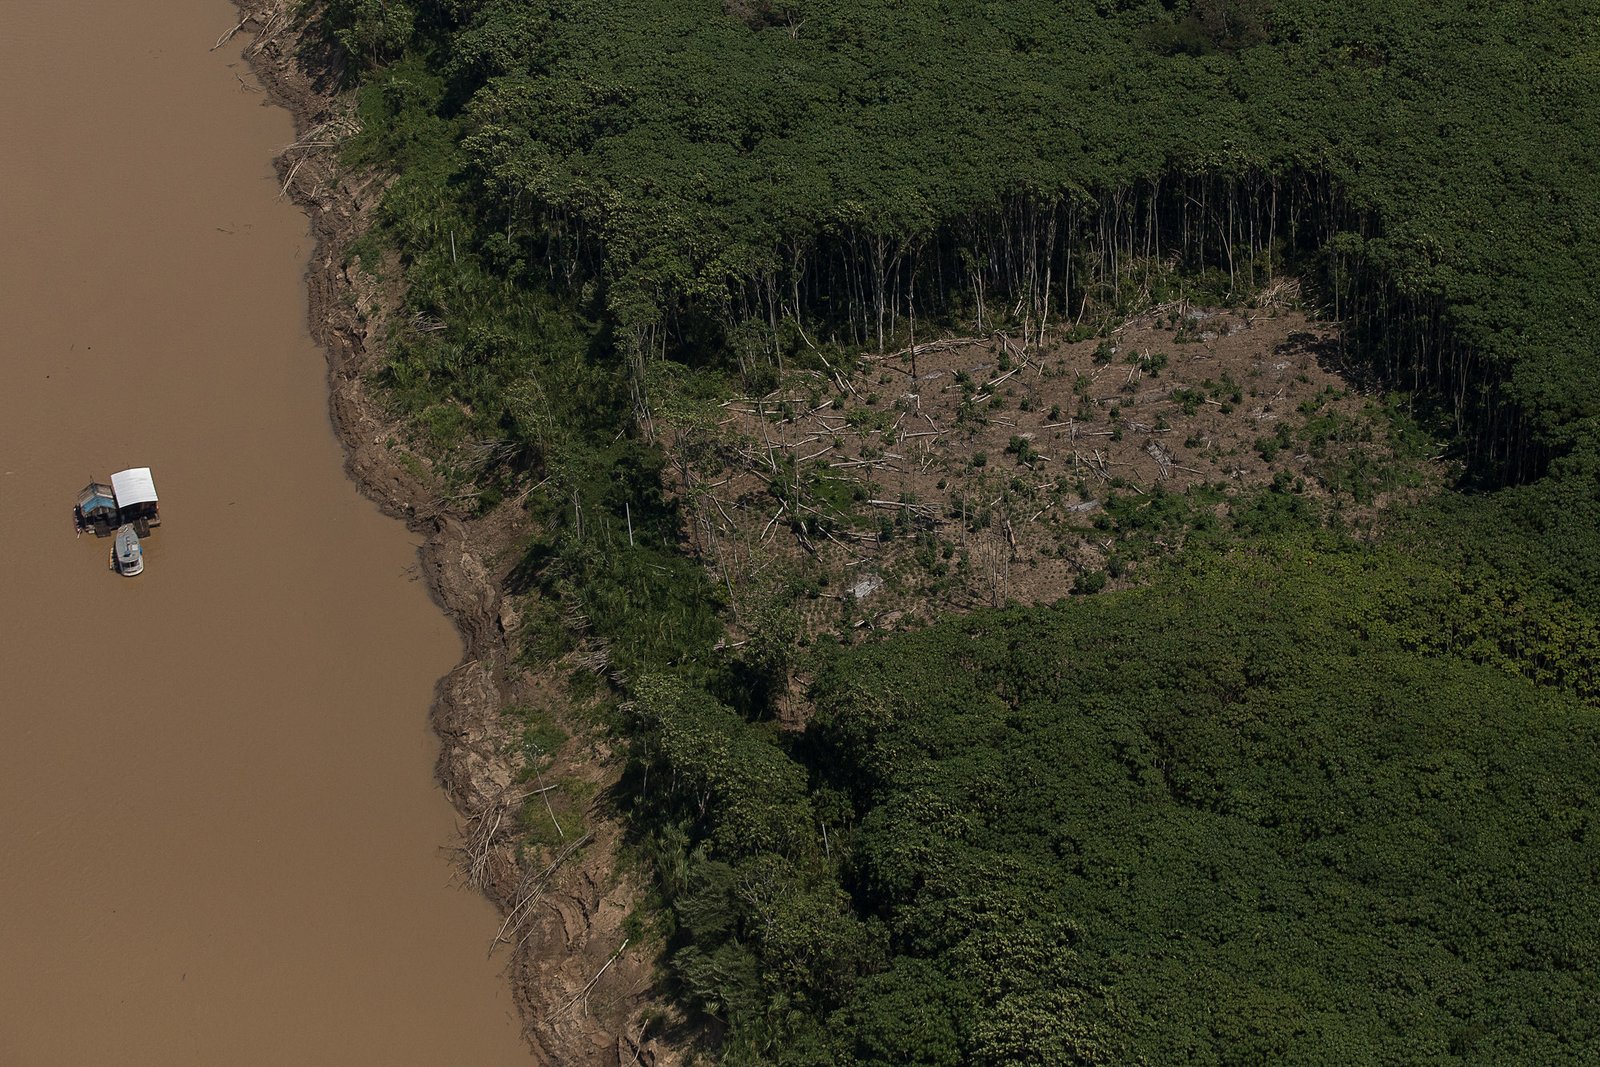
(75, 467, 161, 537)
(76, 467, 162, 578)
(112, 524, 144, 576)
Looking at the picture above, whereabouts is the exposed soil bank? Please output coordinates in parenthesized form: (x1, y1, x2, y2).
(0, 3, 529, 1063)
(231, 6, 677, 1064)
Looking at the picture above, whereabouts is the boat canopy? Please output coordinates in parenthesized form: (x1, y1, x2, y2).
(111, 467, 158, 506)
(114, 523, 144, 575)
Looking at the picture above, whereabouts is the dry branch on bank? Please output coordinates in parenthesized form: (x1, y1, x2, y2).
(554, 938, 631, 1019)
(212, 15, 252, 51)
(488, 830, 596, 956)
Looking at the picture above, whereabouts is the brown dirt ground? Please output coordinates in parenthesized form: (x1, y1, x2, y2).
(236, 6, 688, 1064)
(662, 287, 1442, 682)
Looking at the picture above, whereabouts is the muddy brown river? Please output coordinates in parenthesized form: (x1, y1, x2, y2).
(0, 3, 532, 1062)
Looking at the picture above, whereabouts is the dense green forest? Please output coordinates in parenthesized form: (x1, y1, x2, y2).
(314, 0, 1600, 1061)
(798, 562, 1600, 1063)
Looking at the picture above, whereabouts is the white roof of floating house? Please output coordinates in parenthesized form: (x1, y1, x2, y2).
(111, 467, 158, 506)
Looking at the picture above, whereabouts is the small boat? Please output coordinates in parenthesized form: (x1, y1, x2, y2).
(112, 524, 144, 576)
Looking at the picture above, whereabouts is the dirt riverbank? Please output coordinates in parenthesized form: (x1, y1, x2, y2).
(232, 7, 676, 1064)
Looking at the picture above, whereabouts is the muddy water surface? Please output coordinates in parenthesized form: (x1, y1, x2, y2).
(0, 3, 532, 1062)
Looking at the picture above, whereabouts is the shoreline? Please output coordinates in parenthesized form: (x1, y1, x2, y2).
(231, 7, 668, 1063)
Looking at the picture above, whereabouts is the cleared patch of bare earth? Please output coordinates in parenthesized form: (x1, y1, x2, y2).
(662, 287, 1443, 689)
(239, 9, 1438, 1055)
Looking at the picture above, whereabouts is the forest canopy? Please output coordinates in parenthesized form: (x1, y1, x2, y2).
(333, 0, 1600, 467)
(801, 558, 1600, 1063)
(315, 0, 1600, 1060)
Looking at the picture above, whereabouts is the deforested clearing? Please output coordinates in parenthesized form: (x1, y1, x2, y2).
(305, 1, 1600, 1063)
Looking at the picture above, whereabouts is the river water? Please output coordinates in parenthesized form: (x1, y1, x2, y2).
(0, 3, 532, 1062)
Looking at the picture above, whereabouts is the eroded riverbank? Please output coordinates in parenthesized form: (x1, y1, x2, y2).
(233, 6, 673, 1061)
(0, 3, 533, 1062)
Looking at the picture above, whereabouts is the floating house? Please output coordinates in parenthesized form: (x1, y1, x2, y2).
(110, 468, 161, 534)
(74, 481, 119, 536)
(75, 467, 161, 537)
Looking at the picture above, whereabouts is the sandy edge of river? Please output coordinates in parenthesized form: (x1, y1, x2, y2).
(231, 8, 681, 1064)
